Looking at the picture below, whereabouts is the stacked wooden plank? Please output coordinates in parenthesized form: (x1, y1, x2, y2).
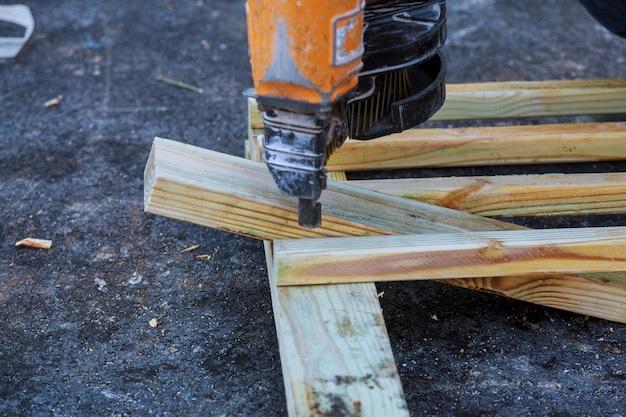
(145, 78, 626, 416)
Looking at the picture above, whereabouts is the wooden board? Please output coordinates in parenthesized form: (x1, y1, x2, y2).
(144, 137, 626, 323)
(351, 172, 626, 217)
(144, 137, 506, 241)
(328, 122, 626, 170)
(265, 242, 409, 416)
(273, 227, 626, 285)
(429, 78, 626, 121)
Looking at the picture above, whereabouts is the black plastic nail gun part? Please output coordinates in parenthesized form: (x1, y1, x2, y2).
(348, 0, 447, 140)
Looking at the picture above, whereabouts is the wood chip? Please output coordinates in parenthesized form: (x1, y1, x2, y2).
(44, 95, 63, 107)
(157, 76, 203, 94)
(15, 238, 52, 249)
(181, 244, 200, 253)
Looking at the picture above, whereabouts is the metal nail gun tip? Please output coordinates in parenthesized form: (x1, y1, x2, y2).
(298, 198, 322, 229)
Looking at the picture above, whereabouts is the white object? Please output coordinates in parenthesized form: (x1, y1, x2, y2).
(0, 5, 34, 58)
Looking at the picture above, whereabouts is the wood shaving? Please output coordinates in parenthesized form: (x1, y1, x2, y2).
(15, 238, 52, 249)
(157, 76, 203, 94)
(44, 95, 63, 107)
(181, 244, 200, 253)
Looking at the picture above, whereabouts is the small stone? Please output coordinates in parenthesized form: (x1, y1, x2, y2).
(94, 278, 107, 292)
(128, 273, 143, 285)
(148, 318, 158, 328)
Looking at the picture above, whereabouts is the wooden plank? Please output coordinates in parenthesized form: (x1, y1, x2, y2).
(439, 274, 626, 321)
(352, 172, 626, 217)
(249, 78, 626, 128)
(144, 137, 505, 241)
(274, 227, 626, 285)
(265, 242, 409, 417)
(432, 78, 626, 121)
(326, 122, 626, 171)
(145, 137, 626, 323)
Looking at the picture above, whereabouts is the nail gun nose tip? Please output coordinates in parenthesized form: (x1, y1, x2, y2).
(298, 198, 322, 229)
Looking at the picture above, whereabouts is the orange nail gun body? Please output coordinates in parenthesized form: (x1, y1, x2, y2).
(247, 0, 364, 107)
(246, 0, 446, 227)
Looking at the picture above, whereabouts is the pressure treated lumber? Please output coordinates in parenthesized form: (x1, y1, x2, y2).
(248, 121, 626, 171)
(430, 78, 626, 121)
(274, 227, 626, 286)
(265, 242, 409, 417)
(262, 163, 408, 414)
(145, 137, 626, 323)
(249, 78, 626, 128)
(330, 122, 626, 170)
(352, 172, 626, 217)
(144, 137, 504, 241)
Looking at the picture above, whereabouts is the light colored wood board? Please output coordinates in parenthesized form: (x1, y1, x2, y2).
(446, 78, 626, 92)
(274, 227, 626, 285)
(145, 138, 626, 322)
(329, 122, 626, 171)
(352, 172, 626, 217)
(443, 275, 626, 321)
(432, 78, 626, 121)
(144, 137, 510, 240)
(265, 242, 409, 417)
(248, 78, 626, 128)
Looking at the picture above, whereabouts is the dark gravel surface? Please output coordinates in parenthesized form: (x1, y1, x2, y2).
(1, 1, 625, 416)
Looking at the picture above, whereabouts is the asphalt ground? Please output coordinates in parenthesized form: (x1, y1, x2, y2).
(1, 0, 626, 416)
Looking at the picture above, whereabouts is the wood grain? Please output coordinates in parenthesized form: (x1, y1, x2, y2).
(435, 78, 626, 121)
(325, 122, 626, 171)
(251, 141, 409, 415)
(144, 137, 505, 241)
(352, 172, 626, 217)
(274, 227, 626, 285)
(266, 242, 409, 417)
